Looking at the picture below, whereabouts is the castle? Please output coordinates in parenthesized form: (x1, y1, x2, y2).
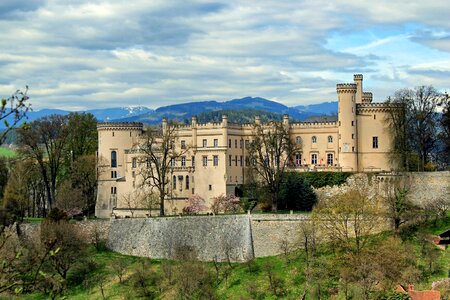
(96, 74, 396, 218)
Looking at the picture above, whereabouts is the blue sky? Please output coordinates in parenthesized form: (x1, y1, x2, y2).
(0, 0, 449, 110)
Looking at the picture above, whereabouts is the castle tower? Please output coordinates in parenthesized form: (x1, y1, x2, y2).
(191, 116, 198, 148)
(96, 122, 144, 218)
(337, 83, 358, 171)
(354, 74, 363, 104)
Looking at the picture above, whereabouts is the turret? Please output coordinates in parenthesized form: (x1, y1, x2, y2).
(336, 83, 358, 171)
(162, 117, 168, 135)
(191, 116, 197, 148)
(282, 114, 289, 130)
(353, 74, 363, 103)
(222, 114, 228, 147)
(255, 115, 261, 125)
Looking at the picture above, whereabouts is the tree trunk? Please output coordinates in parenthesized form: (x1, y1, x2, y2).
(160, 194, 165, 216)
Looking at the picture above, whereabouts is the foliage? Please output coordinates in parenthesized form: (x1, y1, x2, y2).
(440, 94, 450, 165)
(183, 194, 206, 215)
(298, 171, 352, 188)
(278, 172, 317, 211)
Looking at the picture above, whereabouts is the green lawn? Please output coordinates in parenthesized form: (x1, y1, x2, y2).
(0, 146, 17, 157)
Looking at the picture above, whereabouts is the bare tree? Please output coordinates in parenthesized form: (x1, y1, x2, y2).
(0, 87, 31, 143)
(385, 86, 446, 171)
(248, 121, 297, 211)
(138, 121, 189, 216)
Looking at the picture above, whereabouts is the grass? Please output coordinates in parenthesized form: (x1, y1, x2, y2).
(0, 146, 16, 158)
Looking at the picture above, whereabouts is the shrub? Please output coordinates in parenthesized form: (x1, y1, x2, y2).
(183, 195, 206, 215)
(299, 172, 352, 188)
(278, 172, 317, 211)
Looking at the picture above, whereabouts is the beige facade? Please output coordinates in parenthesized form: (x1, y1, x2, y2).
(96, 74, 396, 218)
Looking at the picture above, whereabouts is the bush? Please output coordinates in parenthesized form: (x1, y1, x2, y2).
(299, 172, 352, 188)
(183, 195, 206, 215)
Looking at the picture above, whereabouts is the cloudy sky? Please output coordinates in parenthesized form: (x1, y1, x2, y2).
(1, 0, 449, 110)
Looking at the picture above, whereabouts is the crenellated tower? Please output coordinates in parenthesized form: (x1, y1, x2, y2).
(337, 83, 358, 171)
(96, 122, 144, 218)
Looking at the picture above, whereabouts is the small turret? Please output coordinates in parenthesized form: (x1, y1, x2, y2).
(353, 74, 363, 103)
(255, 115, 261, 125)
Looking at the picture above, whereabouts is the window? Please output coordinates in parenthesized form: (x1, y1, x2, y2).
(228, 139, 232, 148)
(374, 114, 376, 120)
(339, 121, 341, 126)
(352, 146, 355, 152)
(181, 156, 186, 167)
(240, 156, 243, 166)
(186, 175, 190, 189)
(311, 153, 318, 165)
(111, 171, 117, 178)
(296, 136, 302, 145)
(112, 131, 115, 137)
(202, 139, 207, 148)
(203, 156, 208, 166)
(229, 155, 232, 166)
(235, 155, 238, 166)
(351, 121, 354, 126)
(132, 171, 135, 178)
(170, 158, 176, 167)
(181, 140, 186, 149)
(245, 140, 249, 149)
(111, 187, 117, 194)
(311, 136, 317, 144)
(328, 136, 333, 143)
(214, 139, 218, 148)
(235, 140, 238, 148)
(295, 153, 301, 166)
(111, 151, 117, 167)
(130, 132, 132, 137)
(240, 140, 243, 149)
(209, 184, 212, 191)
(352, 134, 354, 139)
(373, 136, 378, 149)
(132, 158, 137, 168)
(213, 155, 219, 166)
(327, 153, 333, 166)
(173, 175, 176, 189)
(192, 156, 195, 167)
(245, 156, 250, 166)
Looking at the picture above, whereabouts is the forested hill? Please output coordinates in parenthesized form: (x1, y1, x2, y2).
(187, 109, 287, 124)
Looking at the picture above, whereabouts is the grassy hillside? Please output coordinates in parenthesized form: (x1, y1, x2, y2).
(17, 216, 450, 299)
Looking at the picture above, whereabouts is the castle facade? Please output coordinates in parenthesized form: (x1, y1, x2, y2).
(96, 74, 396, 218)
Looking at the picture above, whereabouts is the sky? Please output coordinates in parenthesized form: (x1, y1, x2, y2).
(0, 0, 449, 111)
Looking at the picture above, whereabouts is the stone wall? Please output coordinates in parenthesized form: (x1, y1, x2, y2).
(315, 172, 450, 206)
(107, 215, 254, 262)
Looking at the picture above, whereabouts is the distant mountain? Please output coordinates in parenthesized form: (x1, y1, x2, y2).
(294, 102, 337, 116)
(119, 97, 325, 123)
(0, 106, 154, 128)
(192, 109, 286, 124)
(0, 97, 338, 129)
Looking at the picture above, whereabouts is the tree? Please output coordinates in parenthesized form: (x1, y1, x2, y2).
(66, 113, 98, 162)
(183, 194, 206, 215)
(383, 176, 418, 234)
(313, 185, 381, 254)
(17, 115, 71, 209)
(68, 155, 97, 216)
(0, 87, 31, 143)
(440, 93, 450, 164)
(386, 86, 445, 171)
(138, 122, 189, 216)
(248, 121, 298, 211)
(279, 172, 317, 211)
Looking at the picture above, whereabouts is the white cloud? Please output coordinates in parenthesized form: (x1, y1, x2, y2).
(0, 0, 449, 110)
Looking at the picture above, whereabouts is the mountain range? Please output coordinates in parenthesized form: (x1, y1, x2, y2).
(1, 97, 337, 128)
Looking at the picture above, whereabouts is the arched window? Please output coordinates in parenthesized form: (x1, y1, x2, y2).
(173, 175, 176, 190)
(311, 136, 317, 144)
(186, 175, 190, 190)
(295, 136, 302, 145)
(328, 136, 333, 143)
(111, 151, 117, 167)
